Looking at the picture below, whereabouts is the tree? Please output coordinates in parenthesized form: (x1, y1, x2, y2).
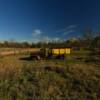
(92, 36, 100, 49)
(83, 27, 93, 49)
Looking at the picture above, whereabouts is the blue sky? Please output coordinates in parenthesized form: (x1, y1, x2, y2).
(0, 0, 100, 42)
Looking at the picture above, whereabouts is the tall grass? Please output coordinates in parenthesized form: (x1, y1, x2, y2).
(0, 58, 99, 100)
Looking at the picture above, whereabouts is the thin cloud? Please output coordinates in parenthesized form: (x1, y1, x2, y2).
(32, 29, 42, 37)
(66, 25, 77, 30)
(32, 25, 78, 42)
(64, 30, 75, 35)
(32, 29, 43, 43)
(40, 36, 61, 43)
(53, 37, 60, 41)
(55, 24, 78, 34)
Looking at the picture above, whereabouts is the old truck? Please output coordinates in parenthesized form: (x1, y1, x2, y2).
(30, 48, 71, 60)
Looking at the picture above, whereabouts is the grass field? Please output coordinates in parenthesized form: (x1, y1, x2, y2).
(0, 48, 40, 56)
(0, 54, 100, 100)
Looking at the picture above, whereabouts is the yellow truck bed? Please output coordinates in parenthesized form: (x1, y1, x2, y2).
(52, 48, 71, 55)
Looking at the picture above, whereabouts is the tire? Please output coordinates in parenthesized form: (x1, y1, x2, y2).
(36, 55, 41, 60)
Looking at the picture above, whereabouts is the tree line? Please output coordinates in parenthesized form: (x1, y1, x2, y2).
(0, 28, 100, 50)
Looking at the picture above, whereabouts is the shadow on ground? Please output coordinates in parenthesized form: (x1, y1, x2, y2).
(19, 57, 33, 61)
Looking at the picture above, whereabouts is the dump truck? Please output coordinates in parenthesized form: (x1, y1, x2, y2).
(30, 48, 71, 60)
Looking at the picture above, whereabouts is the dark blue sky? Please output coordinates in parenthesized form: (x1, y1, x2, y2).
(0, 0, 100, 42)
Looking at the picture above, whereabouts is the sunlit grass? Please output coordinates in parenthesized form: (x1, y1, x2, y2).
(0, 55, 99, 100)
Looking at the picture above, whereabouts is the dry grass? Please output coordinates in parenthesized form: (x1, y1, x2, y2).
(0, 55, 99, 100)
(0, 48, 40, 56)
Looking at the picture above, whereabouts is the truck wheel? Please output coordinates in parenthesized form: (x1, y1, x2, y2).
(36, 55, 41, 60)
